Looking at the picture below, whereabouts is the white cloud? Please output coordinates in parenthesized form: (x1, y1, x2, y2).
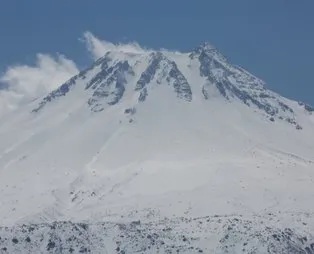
(0, 53, 78, 117)
(0, 31, 178, 118)
(82, 31, 149, 60)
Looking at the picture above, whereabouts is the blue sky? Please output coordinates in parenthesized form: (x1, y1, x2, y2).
(0, 0, 313, 106)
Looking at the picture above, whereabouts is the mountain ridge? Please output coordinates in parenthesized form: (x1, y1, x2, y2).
(30, 42, 312, 130)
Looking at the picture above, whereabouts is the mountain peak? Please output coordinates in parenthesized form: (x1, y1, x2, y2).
(29, 41, 313, 130)
(198, 41, 217, 51)
(190, 41, 228, 64)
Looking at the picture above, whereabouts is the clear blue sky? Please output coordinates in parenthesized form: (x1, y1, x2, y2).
(0, 0, 313, 105)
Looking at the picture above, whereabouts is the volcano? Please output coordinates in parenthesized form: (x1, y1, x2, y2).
(0, 42, 314, 253)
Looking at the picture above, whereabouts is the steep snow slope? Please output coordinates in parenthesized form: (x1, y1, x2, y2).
(0, 42, 314, 253)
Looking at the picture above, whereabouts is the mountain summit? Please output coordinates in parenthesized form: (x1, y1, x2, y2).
(32, 42, 313, 129)
(1, 42, 314, 253)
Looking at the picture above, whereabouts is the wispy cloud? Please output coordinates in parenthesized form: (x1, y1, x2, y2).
(82, 31, 149, 60)
(0, 31, 164, 118)
(0, 54, 78, 117)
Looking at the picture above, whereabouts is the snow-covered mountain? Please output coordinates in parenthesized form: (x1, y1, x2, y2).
(31, 42, 313, 127)
(1, 42, 314, 253)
